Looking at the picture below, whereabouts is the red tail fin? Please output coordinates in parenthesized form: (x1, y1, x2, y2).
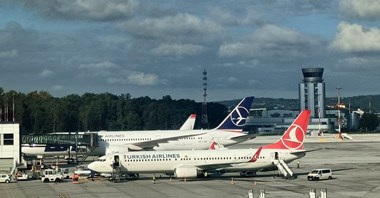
(249, 146, 263, 162)
(262, 110, 311, 150)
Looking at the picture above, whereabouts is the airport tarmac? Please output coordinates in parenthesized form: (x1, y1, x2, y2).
(1, 140, 379, 198)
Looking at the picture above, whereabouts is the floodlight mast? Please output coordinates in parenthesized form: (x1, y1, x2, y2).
(337, 86, 342, 140)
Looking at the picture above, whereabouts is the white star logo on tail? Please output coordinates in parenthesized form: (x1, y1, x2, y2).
(230, 106, 249, 127)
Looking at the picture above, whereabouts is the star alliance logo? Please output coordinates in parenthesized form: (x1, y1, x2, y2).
(230, 106, 249, 127)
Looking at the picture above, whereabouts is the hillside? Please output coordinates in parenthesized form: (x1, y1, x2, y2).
(219, 95, 380, 113)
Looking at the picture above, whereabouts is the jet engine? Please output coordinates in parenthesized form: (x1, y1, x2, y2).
(174, 167, 200, 178)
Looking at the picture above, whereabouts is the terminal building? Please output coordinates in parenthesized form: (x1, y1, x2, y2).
(0, 123, 20, 174)
(246, 67, 339, 135)
(0, 121, 97, 174)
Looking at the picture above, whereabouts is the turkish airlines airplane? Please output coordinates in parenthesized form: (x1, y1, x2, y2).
(91, 96, 255, 155)
(88, 110, 311, 178)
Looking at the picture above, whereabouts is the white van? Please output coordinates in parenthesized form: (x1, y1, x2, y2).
(307, 168, 333, 181)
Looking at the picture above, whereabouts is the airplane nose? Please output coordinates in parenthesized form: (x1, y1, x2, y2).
(87, 162, 97, 172)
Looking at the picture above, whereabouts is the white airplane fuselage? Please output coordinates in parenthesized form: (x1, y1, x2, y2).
(92, 129, 249, 155)
(88, 148, 303, 175)
(88, 110, 312, 178)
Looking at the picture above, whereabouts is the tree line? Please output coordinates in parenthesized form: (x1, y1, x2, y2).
(1, 86, 378, 134)
(0, 87, 227, 135)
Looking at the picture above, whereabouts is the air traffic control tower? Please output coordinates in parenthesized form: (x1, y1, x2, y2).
(299, 68, 326, 118)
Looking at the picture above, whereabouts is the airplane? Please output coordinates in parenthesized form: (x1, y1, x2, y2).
(22, 96, 255, 157)
(91, 96, 255, 155)
(21, 114, 197, 157)
(87, 110, 311, 179)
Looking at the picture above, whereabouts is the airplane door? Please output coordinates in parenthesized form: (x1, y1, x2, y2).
(114, 155, 120, 167)
(271, 152, 279, 162)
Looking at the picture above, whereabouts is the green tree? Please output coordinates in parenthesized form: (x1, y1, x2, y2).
(359, 113, 380, 132)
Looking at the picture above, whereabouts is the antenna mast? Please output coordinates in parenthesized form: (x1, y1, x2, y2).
(201, 69, 208, 129)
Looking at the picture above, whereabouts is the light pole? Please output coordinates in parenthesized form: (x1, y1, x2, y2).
(337, 86, 342, 140)
(318, 93, 322, 136)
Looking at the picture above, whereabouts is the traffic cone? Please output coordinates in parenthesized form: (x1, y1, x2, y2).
(72, 174, 79, 184)
(230, 177, 235, 185)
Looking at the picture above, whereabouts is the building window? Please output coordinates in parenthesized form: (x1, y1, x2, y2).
(3, 134, 14, 145)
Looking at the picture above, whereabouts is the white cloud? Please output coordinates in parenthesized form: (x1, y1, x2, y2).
(79, 61, 120, 70)
(330, 22, 380, 52)
(339, 57, 369, 65)
(152, 43, 205, 56)
(219, 25, 310, 58)
(22, 0, 138, 21)
(340, 0, 380, 20)
(0, 49, 18, 58)
(118, 13, 222, 39)
(127, 72, 159, 86)
(78, 61, 120, 78)
(107, 72, 160, 86)
(226, 77, 238, 83)
(51, 85, 64, 91)
(39, 69, 54, 77)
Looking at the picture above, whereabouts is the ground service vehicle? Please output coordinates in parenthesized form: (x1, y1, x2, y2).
(0, 174, 14, 183)
(41, 169, 64, 182)
(307, 169, 333, 181)
(59, 168, 71, 179)
(74, 166, 92, 176)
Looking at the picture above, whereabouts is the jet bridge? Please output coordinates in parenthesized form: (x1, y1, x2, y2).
(22, 133, 98, 147)
(21, 133, 98, 163)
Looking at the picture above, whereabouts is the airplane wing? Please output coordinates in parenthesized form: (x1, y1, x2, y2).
(230, 133, 257, 142)
(180, 147, 263, 171)
(178, 163, 237, 172)
(127, 132, 206, 150)
(290, 148, 323, 155)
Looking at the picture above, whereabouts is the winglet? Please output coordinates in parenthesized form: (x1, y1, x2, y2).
(208, 140, 216, 150)
(214, 96, 254, 131)
(249, 146, 263, 162)
(208, 140, 225, 150)
(262, 110, 311, 150)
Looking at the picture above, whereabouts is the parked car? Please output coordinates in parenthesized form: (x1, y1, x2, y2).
(0, 174, 15, 183)
(307, 168, 333, 181)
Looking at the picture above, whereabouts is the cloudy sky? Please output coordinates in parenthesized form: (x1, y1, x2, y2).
(0, 0, 380, 101)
